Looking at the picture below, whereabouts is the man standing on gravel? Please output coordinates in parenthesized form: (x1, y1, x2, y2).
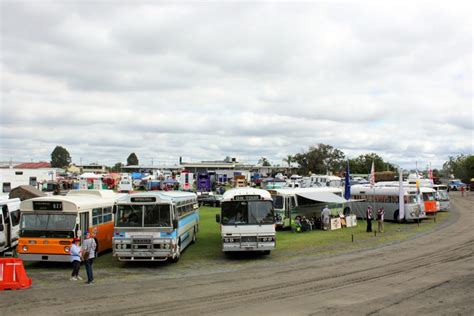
(82, 231, 97, 284)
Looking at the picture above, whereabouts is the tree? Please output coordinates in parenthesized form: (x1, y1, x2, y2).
(127, 153, 139, 166)
(283, 155, 293, 167)
(293, 144, 345, 175)
(50, 146, 71, 169)
(348, 153, 395, 174)
(443, 154, 474, 183)
(109, 162, 123, 173)
(258, 157, 271, 166)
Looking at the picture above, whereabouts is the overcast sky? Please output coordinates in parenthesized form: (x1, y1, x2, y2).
(0, 1, 472, 170)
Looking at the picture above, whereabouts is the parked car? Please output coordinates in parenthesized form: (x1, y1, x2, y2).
(199, 194, 223, 207)
(448, 180, 466, 191)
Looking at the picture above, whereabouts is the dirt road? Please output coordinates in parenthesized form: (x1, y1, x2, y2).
(2, 193, 473, 315)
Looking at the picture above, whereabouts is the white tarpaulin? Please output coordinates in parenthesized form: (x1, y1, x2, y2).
(296, 191, 348, 204)
(80, 172, 99, 179)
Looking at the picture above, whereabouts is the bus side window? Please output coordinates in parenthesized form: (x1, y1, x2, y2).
(10, 210, 21, 226)
(103, 207, 112, 223)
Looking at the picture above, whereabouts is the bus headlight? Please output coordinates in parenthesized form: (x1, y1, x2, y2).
(23, 245, 28, 252)
(64, 246, 70, 253)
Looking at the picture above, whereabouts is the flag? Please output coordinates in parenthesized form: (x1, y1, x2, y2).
(428, 166, 433, 185)
(344, 160, 351, 200)
(398, 168, 404, 221)
(415, 166, 423, 211)
(369, 161, 375, 186)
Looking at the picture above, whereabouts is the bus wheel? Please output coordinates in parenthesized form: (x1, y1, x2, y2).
(394, 210, 401, 223)
(170, 244, 181, 263)
(191, 228, 197, 244)
(263, 250, 271, 255)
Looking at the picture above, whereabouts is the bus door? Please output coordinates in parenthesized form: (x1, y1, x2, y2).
(79, 212, 89, 243)
(285, 196, 296, 226)
(0, 211, 5, 251)
(2, 206, 11, 248)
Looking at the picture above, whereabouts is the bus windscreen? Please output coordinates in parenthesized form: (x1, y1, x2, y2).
(20, 214, 76, 238)
(116, 204, 171, 227)
(144, 205, 171, 227)
(221, 201, 274, 225)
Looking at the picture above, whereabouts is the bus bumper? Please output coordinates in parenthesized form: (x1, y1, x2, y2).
(19, 253, 70, 262)
(114, 250, 173, 261)
(222, 243, 275, 252)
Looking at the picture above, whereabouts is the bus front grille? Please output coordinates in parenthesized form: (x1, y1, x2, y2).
(240, 236, 257, 243)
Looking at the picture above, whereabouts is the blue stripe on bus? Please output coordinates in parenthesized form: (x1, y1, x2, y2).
(161, 210, 199, 238)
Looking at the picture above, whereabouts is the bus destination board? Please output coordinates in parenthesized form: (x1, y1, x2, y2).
(131, 197, 156, 203)
(234, 195, 260, 201)
(33, 201, 63, 211)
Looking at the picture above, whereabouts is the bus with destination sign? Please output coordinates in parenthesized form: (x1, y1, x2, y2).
(432, 184, 450, 211)
(113, 191, 199, 262)
(216, 187, 275, 254)
(350, 185, 426, 222)
(17, 190, 122, 262)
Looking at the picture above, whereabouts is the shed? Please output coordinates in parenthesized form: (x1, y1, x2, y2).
(9, 185, 47, 201)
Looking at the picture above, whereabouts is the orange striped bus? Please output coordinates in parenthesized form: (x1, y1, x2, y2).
(17, 190, 122, 262)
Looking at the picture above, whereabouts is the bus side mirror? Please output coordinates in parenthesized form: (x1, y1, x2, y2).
(216, 214, 221, 223)
(173, 219, 178, 229)
(0, 224, 3, 231)
(113, 205, 117, 214)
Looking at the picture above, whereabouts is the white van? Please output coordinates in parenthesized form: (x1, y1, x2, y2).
(0, 197, 21, 254)
(118, 174, 133, 193)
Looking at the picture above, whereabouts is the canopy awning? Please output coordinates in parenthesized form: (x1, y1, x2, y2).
(296, 191, 348, 204)
(79, 172, 100, 179)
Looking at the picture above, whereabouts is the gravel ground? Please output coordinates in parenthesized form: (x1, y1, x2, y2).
(1, 192, 472, 315)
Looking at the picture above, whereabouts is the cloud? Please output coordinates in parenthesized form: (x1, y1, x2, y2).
(0, 1, 472, 169)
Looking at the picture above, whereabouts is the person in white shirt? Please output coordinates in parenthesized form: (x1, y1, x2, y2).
(321, 206, 331, 230)
(69, 238, 82, 281)
(377, 207, 385, 233)
(82, 231, 97, 284)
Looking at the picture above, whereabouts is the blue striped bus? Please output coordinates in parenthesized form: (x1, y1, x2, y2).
(113, 191, 199, 262)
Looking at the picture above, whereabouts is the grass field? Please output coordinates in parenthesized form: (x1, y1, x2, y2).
(23, 206, 450, 272)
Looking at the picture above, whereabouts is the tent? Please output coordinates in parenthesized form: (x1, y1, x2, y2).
(79, 173, 100, 179)
(163, 178, 178, 184)
(131, 173, 143, 180)
(296, 191, 348, 204)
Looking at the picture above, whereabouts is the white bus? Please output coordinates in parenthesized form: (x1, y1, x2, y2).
(308, 175, 344, 188)
(432, 184, 450, 211)
(0, 197, 21, 255)
(17, 190, 122, 262)
(350, 185, 426, 222)
(113, 191, 199, 262)
(216, 188, 275, 254)
(267, 187, 348, 229)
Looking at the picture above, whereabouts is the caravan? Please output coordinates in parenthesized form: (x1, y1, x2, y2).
(0, 197, 21, 255)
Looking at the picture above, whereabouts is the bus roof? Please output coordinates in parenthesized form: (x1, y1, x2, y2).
(20, 193, 120, 212)
(267, 187, 342, 196)
(351, 185, 418, 195)
(116, 191, 197, 204)
(66, 189, 120, 198)
(222, 187, 272, 201)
